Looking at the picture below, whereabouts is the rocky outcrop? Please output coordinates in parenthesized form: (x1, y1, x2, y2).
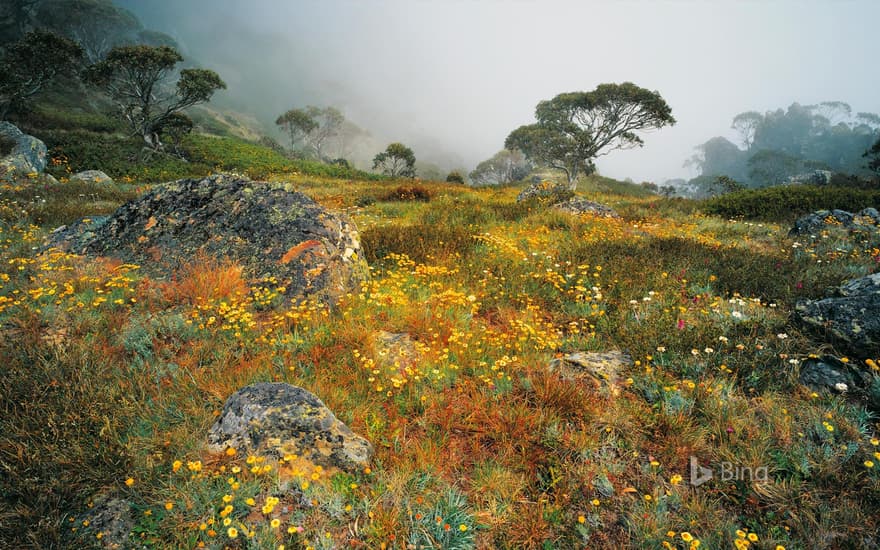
(70, 169, 113, 185)
(207, 383, 373, 473)
(0, 121, 47, 181)
(48, 174, 368, 305)
(789, 208, 880, 236)
(794, 273, 880, 358)
(548, 350, 631, 396)
(799, 355, 879, 411)
(553, 197, 620, 218)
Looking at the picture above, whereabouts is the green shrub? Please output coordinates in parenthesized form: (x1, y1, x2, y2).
(703, 185, 880, 221)
(446, 171, 465, 184)
(378, 185, 432, 203)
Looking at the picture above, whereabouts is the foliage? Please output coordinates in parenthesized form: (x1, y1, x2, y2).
(373, 142, 416, 178)
(505, 82, 675, 188)
(689, 101, 880, 191)
(0, 30, 83, 118)
(702, 184, 880, 220)
(377, 184, 432, 203)
(86, 45, 226, 149)
(275, 105, 345, 160)
(36, 0, 141, 63)
(866, 136, 880, 174)
(469, 148, 531, 186)
(445, 170, 465, 184)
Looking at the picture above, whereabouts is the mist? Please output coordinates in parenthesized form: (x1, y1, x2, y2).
(118, 0, 880, 182)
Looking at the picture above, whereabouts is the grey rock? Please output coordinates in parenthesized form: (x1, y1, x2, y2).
(0, 121, 47, 179)
(48, 174, 368, 306)
(516, 180, 570, 202)
(71, 169, 113, 185)
(80, 497, 134, 549)
(548, 350, 631, 396)
(790, 208, 879, 236)
(799, 355, 879, 411)
(207, 382, 373, 473)
(794, 273, 880, 358)
(553, 197, 620, 218)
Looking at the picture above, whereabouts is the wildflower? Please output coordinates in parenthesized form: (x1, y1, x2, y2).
(172, 460, 182, 472)
(125, 477, 134, 487)
(271, 518, 281, 528)
(776, 546, 786, 550)
(866, 460, 875, 468)
(748, 533, 758, 542)
(578, 515, 586, 524)
(670, 474, 683, 485)
(591, 499, 600, 506)
(225, 447, 237, 456)
(681, 532, 693, 542)
(871, 437, 879, 446)
(459, 524, 468, 532)
(227, 527, 238, 538)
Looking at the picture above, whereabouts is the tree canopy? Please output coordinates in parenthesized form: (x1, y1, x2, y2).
(505, 82, 675, 189)
(469, 149, 531, 186)
(373, 142, 416, 178)
(0, 29, 82, 118)
(275, 106, 345, 160)
(86, 45, 225, 149)
(37, 0, 141, 63)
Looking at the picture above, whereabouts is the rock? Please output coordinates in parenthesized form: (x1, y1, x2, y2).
(0, 121, 47, 180)
(48, 174, 368, 305)
(553, 197, 620, 218)
(548, 350, 631, 396)
(80, 497, 134, 549)
(789, 169, 833, 186)
(207, 382, 373, 473)
(70, 169, 113, 185)
(516, 180, 571, 202)
(794, 273, 880, 358)
(799, 355, 879, 411)
(374, 331, 421, 370)
(789, 208, 879, 236)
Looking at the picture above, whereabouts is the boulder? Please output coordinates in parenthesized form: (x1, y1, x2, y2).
(794, 273, 880, 358)
(789, 208, 879, 236)
(0, 121, 48, 181)
(516, 180, 571, 202)
(70, 169, 113, 185)
(799, 355, 879, 411)
(548, 350, 631, 396)
(207, 383, 373, 473)
(48, 174, 368, 305)
(553, 197, 620, 218)
(79, 497, 134, 549)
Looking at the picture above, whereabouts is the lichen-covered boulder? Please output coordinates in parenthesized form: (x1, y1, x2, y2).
(553, 197, 620, 218)
(548, 350, 631, 396)
(207, 383, 373, 473)
(0, 121, 48, 181)
(78, 497, 134, 549)
(48, 174, 368, 305)
(794, 273, 880, 358)
(70, 169, 113, 185)
(516, 180, 570, 202)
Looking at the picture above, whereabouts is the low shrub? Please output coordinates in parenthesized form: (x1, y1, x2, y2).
(702, 185, 880, 221)
(378, 185, 432, 202)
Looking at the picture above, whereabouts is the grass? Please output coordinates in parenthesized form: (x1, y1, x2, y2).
(702, 185, 880, 221)
(1, 168, 879, 549)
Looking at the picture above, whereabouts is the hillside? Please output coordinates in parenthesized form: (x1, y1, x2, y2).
(2, 152, 880, 548)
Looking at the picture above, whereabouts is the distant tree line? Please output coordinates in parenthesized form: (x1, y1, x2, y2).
(685, 101, 880, 197)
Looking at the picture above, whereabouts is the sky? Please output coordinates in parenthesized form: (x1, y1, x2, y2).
(119, 0, 880, 182)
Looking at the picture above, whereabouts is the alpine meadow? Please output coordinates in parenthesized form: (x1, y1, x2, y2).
(1, 1, 880, 549)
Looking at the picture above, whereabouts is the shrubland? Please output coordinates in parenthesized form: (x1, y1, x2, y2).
(2, 169, 879, 549)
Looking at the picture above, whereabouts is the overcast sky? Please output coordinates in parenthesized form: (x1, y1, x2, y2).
(119, 0, 880, 182)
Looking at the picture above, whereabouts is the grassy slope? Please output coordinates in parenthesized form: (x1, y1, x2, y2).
(2, 160, 879, 549)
